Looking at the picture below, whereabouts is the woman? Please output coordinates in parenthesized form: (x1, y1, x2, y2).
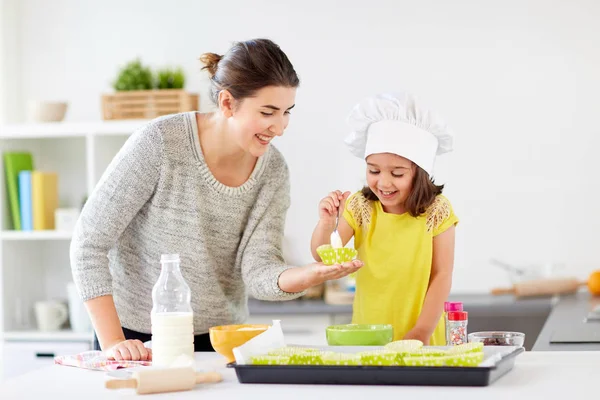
(70, 38, 362, 361)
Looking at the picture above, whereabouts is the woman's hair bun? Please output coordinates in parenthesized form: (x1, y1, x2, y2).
(199, 52, 223, 78)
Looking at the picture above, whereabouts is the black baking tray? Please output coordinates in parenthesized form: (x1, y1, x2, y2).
(228, 346, 524, 387)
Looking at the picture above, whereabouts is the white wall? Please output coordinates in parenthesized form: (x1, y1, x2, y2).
(0, 0, 24, 124)
(10, 0, 600, 292)
(0, 1, 3, 124)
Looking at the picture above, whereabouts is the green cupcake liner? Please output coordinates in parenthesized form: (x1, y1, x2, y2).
(250, 355, 291, 365)
(268, 347, 320, 355)
(267, 347, 324, 365)
(384, 340, 424, 354)
(251, 344, 483, 368)
(316, 245, 358, 265)
(443, 352, 485, 367)
(407, 348, 449, 357)
(447, 342, 484, 354)
(359, 350, 398, 366)
(403, 356, 445, 367)
(321, 352, 362, 366)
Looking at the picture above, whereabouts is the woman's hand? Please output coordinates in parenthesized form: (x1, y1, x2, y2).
(309, 259, 363, 284)
(318, 190, 351, 225)
(278, 259, 364, 293)
(403, 327, 432, 346)
(105, 339, 152, 361)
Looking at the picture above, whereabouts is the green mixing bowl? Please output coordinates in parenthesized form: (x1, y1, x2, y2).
(326, 324, 393, 346)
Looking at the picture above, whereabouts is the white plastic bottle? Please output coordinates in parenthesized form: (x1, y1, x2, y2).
(151, 254, 194, 368)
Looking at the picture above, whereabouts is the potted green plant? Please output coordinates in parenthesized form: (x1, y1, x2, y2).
(156, 67, 185, 89)
(112, 58, 154, 91)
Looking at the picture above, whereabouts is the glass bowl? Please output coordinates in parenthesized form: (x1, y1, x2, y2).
(467, 331, 525, 347)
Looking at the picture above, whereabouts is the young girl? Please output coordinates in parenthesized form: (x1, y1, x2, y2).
(71, 38, 362, 361)
(311, 92, 458, 345)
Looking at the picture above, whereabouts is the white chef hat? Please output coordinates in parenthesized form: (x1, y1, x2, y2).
(344, 92, 454, 176)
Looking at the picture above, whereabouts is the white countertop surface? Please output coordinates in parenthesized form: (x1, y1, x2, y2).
(1, 351, 598, 399)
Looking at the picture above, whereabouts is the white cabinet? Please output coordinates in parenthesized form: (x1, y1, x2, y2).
(0, 340, 91, 381)
(0, 120, 147, 377)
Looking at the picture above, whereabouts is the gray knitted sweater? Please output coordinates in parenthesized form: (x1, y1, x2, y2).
(70, 112, 303, 335)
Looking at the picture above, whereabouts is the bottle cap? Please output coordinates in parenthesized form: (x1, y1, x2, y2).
(447, 311, 468, 321)
(444, 302, 464, 312)
(161, 254, 180, 263)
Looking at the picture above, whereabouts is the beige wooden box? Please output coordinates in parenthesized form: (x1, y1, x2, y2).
(101, 89, 199, 120)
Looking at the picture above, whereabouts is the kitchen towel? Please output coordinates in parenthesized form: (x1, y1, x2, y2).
(54, 351, 152, 371)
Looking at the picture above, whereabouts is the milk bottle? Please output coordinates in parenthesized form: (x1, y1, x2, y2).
(151, 254, 194, 368)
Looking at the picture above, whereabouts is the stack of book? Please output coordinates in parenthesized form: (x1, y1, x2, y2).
(3, 152, 59, 231)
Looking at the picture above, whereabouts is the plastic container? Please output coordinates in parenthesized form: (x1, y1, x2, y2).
(151, 254, 194, 368)
(447, 311, 468, 346)
(444, 302, 463, 344)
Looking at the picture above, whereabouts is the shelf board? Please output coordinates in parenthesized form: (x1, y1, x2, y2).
(1, 230, 73, 241)
(0, 120, 149, 139)
(3, 330, 93, 342)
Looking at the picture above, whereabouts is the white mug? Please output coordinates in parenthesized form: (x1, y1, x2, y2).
(55, 208, 80, 232)
(34, 301, 68, 331)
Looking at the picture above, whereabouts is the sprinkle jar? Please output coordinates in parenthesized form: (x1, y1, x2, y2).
(447, 311, 468, 346)
(444, 302, 464, 344)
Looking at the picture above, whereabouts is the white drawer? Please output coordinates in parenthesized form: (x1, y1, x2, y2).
(1, 341, 91, 381)
(3, 341, 91, 358)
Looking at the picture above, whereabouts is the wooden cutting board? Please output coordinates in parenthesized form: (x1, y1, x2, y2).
(491, 277, 587, 297)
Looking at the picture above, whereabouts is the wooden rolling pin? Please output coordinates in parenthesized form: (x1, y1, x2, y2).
(105, 367, 222, 395)
(491, 277, 587, 297)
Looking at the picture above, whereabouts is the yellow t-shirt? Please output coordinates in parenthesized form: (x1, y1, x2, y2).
(343, 191, 459, 345)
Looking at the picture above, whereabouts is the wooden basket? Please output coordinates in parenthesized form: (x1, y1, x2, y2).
(101, 89, 199, 120)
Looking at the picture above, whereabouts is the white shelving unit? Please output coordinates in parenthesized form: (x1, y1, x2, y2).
(0, 119, 149, 380)
(0, 121, 147, 139)
(1, 230, 73, 241)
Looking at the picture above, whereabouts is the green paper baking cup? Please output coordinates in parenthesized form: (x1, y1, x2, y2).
(250, 355, 291, 365)
(358, 350, 398, 366)
(403, 356, 445, 367)
(407, 348, 449, 357)
(316, 245, 358, 265)
(447, 342, 484, 354)
(443, 352, 485, 367)
(321, 352, 362, 366)
(267, 347, 324, 365)
(384, 340, 424, 353)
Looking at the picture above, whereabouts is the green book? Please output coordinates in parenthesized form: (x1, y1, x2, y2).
(3, 152, 34, 230)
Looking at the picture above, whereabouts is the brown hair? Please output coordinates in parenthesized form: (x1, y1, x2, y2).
(361, 166, 444, 217)
(199, 38, 300, 104)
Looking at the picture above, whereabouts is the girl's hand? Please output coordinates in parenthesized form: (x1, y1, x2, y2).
(105, 339, 152, 361)
(318, 190, 351, 225)
(403, 327, 431, 346)
(310, 259, 364, 285)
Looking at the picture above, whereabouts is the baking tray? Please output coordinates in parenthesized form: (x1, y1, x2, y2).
(228, 345, 525, 387)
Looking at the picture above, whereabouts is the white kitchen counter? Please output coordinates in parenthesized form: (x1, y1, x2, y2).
(1, 351, 598, 399)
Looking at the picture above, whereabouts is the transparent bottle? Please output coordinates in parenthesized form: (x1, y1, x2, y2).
(444, 301, 464, 344)
(447, 311, 468, 346)
(151, 254, 194, 368)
